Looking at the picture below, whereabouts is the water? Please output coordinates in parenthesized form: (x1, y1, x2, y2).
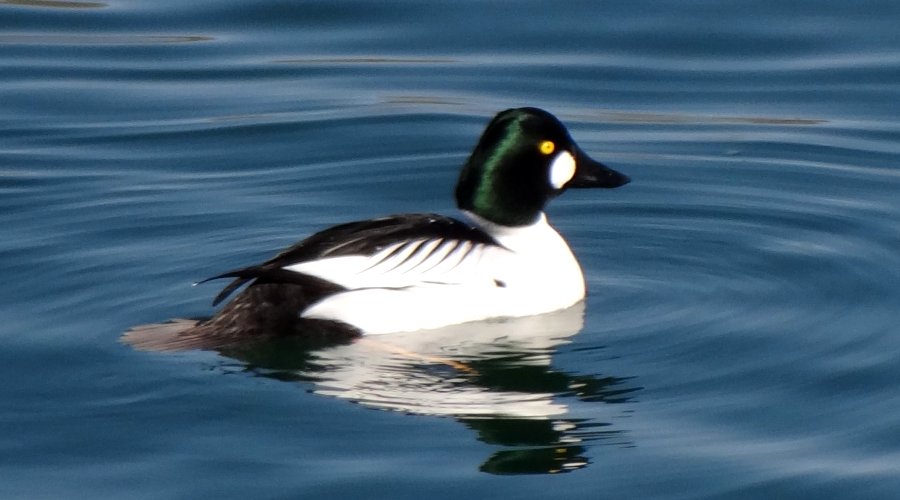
(2, 0, 900, 498)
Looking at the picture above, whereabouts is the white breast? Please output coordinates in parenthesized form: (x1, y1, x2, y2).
(285, 212, 586, 334)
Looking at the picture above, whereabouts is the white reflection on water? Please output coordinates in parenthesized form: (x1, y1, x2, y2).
(310, 303, 587, 418)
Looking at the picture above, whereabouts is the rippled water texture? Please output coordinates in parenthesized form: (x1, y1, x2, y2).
(2, 0, 900, 498)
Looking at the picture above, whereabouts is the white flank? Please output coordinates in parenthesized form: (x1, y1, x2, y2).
(548, 151, 576, 189)
(286, 212, 586, 334)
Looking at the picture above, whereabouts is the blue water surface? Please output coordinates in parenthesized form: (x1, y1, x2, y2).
(2, 0, 900, 498)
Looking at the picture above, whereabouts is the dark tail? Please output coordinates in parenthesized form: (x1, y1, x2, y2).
(123, 275, 359, 352)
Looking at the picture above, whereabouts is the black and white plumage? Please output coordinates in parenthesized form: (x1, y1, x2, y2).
(202, 213, 502, 308)
(124, 107, 629, 349)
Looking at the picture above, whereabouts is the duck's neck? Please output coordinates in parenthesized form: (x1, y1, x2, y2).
(463, 210, 559, 251)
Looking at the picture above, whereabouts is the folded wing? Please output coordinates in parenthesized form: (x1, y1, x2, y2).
(200, 213, 505, 306)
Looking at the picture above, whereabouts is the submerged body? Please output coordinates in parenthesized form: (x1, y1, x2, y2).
(126, 107, 628, 349)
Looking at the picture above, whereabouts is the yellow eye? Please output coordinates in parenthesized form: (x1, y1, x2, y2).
(539, 140, 555, 155)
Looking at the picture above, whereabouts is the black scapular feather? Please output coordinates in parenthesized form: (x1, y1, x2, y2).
(199, 213, 501, 306)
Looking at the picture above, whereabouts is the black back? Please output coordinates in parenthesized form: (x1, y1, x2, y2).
(200, 213, 500, 306)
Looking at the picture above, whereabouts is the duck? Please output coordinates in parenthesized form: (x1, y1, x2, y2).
(128, 107, 629, 349)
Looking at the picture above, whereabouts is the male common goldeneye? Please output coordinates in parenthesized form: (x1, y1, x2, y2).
(130, 107, 628, 348)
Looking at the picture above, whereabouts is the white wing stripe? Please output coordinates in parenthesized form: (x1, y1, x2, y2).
(366, 239, 424, 273)
(392, 238, 441, 274)
(410, 239, 460, 274)
(284, 237, 513, 290)
(426, 240, 472, 275)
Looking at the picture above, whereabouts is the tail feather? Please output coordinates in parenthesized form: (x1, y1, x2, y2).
(122, 319, 211, 351)
(196, 266, 343, 307)
(194, 266, 260, 306)
(122, 276, 359, 352)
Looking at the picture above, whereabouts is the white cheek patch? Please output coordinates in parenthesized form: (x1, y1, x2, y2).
(548, 151, 576, 189)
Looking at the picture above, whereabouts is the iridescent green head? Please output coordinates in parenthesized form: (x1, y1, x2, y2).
(455, 107, 630, 226)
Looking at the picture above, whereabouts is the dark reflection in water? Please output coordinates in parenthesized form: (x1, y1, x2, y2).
(0, 34, 213, 45)
(166, 303, 640, 475)
(0, 0, 105, 8)
(274, 56, 458, 65)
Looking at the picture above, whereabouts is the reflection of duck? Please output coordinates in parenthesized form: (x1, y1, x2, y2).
(157, 303, 640, 475)
(124, 108, 628, 349)
(307, 302, 588, 419)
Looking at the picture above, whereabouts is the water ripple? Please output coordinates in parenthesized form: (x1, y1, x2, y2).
(0, 34, 213, 45)
(2, 0, 899, 490)
(0, 0, 105, 8)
